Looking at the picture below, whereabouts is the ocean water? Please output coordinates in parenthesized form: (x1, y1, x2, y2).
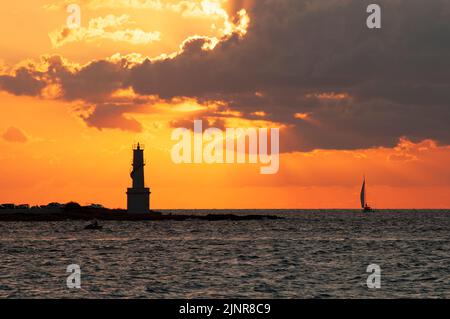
(1, 210, 450, 299)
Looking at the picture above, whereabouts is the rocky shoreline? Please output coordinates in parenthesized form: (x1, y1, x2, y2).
(0, 208, 282, 222)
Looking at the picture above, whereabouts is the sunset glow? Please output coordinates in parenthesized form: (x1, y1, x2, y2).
(1, 0, 449, 209)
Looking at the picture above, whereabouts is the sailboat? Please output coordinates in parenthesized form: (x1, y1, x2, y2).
(360, 176, 373, 212)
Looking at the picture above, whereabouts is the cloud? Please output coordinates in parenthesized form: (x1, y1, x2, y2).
(2, 127, 28, 143)
(59, 59, 129, 101)
(4, 0, 450, 152)
(224, 138, 450, 189)
(80, 103, 143, 132)
(45, 0, 245, 37)
(0, 67, 47, 96)
(49, 15, 161, 48)
(123, 0, 450, 151)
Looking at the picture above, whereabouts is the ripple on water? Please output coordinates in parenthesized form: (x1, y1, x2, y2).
(1, 210, 450, 298)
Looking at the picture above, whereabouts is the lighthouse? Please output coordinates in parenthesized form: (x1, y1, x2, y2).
(127, 143, 151, 214)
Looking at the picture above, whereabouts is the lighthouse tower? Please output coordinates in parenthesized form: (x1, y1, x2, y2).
(127, 143, 151, 214)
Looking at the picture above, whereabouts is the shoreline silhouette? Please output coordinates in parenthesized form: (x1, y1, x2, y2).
(0, 202, 282, 222)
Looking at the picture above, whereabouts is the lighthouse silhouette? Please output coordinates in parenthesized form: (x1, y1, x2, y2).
(127, 143, 151, 213)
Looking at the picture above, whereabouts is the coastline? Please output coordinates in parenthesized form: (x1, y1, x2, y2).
(0, 207, 283, 222)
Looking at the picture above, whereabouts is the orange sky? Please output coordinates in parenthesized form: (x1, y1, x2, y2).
(0, 0, 449, 209)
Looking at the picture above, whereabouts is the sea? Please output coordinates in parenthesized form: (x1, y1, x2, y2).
(1, 209, 450, 299)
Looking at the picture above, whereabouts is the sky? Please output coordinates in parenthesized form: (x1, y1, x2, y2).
(0, 0, 450, 209)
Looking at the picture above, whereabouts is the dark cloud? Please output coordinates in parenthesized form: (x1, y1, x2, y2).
(59, 60, 129, 102)
(170, 117, 228, 131)
(2, 0, 450, 151)
(2, 127, 28, 143)
(126, 0, 450, 151)
(81, 103, 143, 132)
(0, 67, 46, 96)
